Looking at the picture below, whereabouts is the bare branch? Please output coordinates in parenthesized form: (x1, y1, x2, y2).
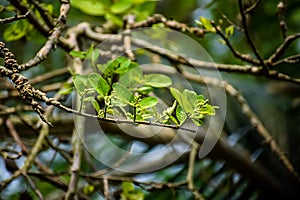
(18, 1, 70, 70)
(238, 0, 269, 71)
(277, 1, 288, 39)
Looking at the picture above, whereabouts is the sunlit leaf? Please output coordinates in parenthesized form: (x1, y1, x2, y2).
(71, 0, 107, 16)
(225, 25, 235, 38)
(70, 50, 87, 59)
(91, 99, 101, 114)
(119, 66, 143, 88)
(143, 74, 172, 88)
(73, 74, 88, 96)
(139, 97, 158, 108)
(199, 16, 215, 32)
(176, 104, 187, 125)
(111, 0, 133, 14)
(136, 86, 153, 94)
(105, 13, 123, 27)
(88, 73, 110, 97)
(4, 20, 32, 41)
(111, 83, 133, 105)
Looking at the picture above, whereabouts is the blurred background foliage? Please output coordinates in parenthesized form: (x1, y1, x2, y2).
(1, 0, 300, 199)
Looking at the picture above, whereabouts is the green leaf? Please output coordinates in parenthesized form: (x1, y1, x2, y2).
(4, 20, 32, 41)
(170, 87, 183, 107)
(119, 66, 143, 88)
(182, 89, 197, 108)
(105, 13, 123, 27)
(176, 104, 187, 125)
(59, 83, 74, 95)
(225, 25, 235, 38)
(139, 97, 158, 108)
(88, 73, 110, 97)
(170, 88, 197, 114)
(114, 57, 132, 74)
(143, 74, 172, 88)
(111, 0, 133, 14)
(73, 74, 88, 96)
(122, 182, 135, 193)
(70, 0, 107, 16)
(91, 99, 101, 114)
(199, 16, 215, 32)
(111, 83, 133, 105)
(121, 181, 144, 200)
(70, 50, 87, 59)
(136, 86, 153, 94)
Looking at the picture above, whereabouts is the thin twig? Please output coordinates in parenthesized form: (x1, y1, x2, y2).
(18, 1, 70, 70)
(211, 21, 260, 65)
(0, 10, 30, 24)
(277, 1, 288, 39)
(187, 143, 205, 200)
(238, 0, 268, 71)
(268, 33, 300, 63)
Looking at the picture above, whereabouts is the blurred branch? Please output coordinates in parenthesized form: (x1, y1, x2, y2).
(129, 14, 206, 37)
(187, 143, 205, 200)
(8, 0, 50, 36)
(18, 1, 70, 71)
(28, 0, 55, 28)
(277, 1, 288, 39)
(268, 33, 300, 64)
(238, 0, 269, 71)
(0, 10, 30, 24)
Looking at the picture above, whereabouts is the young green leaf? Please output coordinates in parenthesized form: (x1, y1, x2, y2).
(91, 99, 101, 114)
(73, 74, 88, 96)
(88, 73, 110, 98)
(114, 57, 132, 74)
(143, 74, 172, 88)
(4, 20, 32, 41)
(70, 50, 87, 59)
(70, 0, 106, 16)
(176, 104, 187, 125)
(170, 87, 183, 107)
(105, 13, 123, 27)
(139, 97, 158, 108)
(119, 66, 143, 88)
(225, 25, 235, 38)
(111, 83, 133, 105)
(111, 0, 133, 14)
(136, 86, 153, 95)
(199, 16, 215, 32)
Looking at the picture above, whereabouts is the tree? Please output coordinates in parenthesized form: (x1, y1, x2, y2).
(0, 0, 300, 199)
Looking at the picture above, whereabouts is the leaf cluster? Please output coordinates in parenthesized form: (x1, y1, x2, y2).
(68, 49, 217, 127)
